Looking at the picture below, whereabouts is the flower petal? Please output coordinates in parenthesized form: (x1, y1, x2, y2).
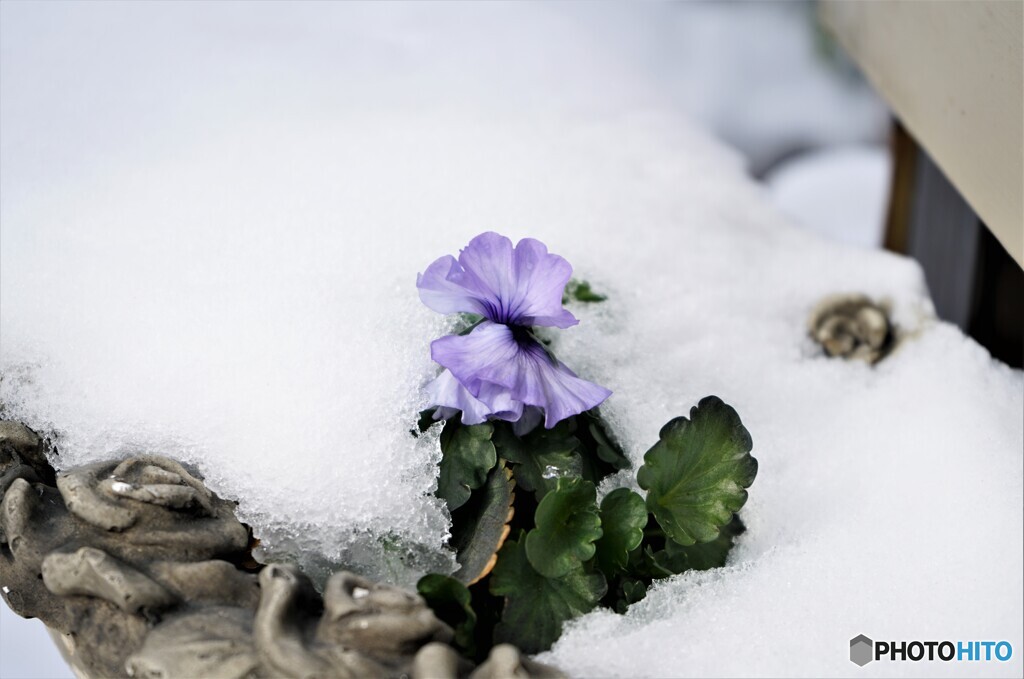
(506, 238, 578, 329)
(431, 322, 611, 429)
(424, 370, 523, 425)
(511, 342, 612, 428)
(453, 232, 516, 321)
(430, 321, 522, 394)
(418, 233, 579, 328)
(416, 255, 493, 317)
(455, 233, 578, 328)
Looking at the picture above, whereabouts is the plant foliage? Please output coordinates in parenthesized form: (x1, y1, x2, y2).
(417, 395, 757, 657)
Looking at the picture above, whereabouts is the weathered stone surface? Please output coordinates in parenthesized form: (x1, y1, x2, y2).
(126, 607, 260, 679)
(809, 294, 894, 364)
(318, 570, 453, 656)
(150, 559, 260, 609)
(470, 644, 566, 679)
(0, 420, 564, 679)
(42, 547, 178, 613)
(56, 456, 249, 561)
(1, 477, 78, 628)
(256, 564, 396, 678)
(1, 437, 257, 676)
(64, 599, 153, 678)
(0, 421, 52, 497)
(412, 642, 465, 679)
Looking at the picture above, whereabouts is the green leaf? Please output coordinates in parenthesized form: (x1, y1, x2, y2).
(615, 577, 648, 613)
(493, 421, 582, 500)
(573, 410, 629, 486)
(563, 279, 607, 303)
(643, 545, 674, 579)
(490, 533, 607, 654)
(451, 460, 516, 585)
(621, 577, 646, 603)
(655, 514, 746, 574)
(455, 313, 485, 335)
(525, 478, 602, 578)
(417, 574, 477, 656)
(584, 410, 630, 470)
(438, 420, 497, 511)
(636, 396, 757, 546)
(594, 488, 647, 576)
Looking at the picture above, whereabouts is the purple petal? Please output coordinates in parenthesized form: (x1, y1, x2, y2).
(454, 232, 516, 320)
(458, 233, 577, 328)
(424, 370, 492, 425)
(432, 406, 462, 422)
(475, 382, 526, 422)
(505, 238, 578, 329)
(431, 322, 611, 428)
(425, 370, 524, 425)
(417, 232, 578, 328)
(430, 321, 521, 394)
(511, 343, 612, 428)
(416, 255, 492, 317)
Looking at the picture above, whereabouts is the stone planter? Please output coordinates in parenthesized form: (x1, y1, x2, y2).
(0, 422, 559, 679)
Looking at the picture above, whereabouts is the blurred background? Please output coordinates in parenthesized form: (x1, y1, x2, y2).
(557, 1, 895, 248)
(0, 2, 1019, 677)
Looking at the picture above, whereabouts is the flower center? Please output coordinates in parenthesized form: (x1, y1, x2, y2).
(510, 325, 535, 347)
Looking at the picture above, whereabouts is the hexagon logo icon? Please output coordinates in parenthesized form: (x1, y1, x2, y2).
(850, 635, 874, 666)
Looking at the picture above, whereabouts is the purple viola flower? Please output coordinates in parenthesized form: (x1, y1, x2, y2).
(418, 232, 611, 429)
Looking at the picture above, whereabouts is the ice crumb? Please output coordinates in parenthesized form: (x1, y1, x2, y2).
(541, 466, 562, 480)
(110, 482, 133, 494)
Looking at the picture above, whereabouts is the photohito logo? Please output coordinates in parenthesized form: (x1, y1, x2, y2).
(850, 635, 1013, 666)
(849, 635, 873, 666)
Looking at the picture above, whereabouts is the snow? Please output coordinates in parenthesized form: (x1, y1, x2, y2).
(542, 321, 1023, 678)
(1, 3, 1020, 678)
(765, 145, 893, 248)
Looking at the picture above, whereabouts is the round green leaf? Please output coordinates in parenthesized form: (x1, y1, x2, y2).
(437, 420, 497, 511)
(594, 488, 647, 576)
(615, 577, 648, 613)
(525, 478, 602, 578)
(654, 513, 746, 574)
(492, 421, 582, 500)
(490, 534, 606, 654)
(636, 396, 757, 546)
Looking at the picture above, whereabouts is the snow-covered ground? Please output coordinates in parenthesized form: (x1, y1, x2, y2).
(1, 3, 1019, 678)
(765, 145, 893, 249)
